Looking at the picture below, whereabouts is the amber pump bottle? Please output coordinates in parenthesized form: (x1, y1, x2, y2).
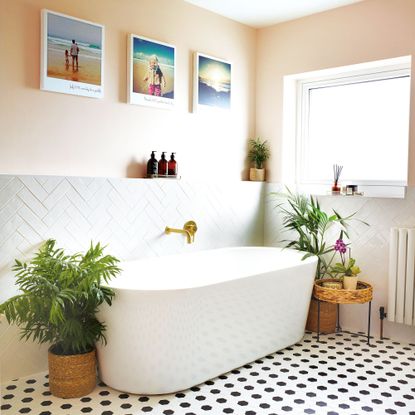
(158, 152, 168, 176)
(147, 151, 158, 177)
(168, 152, 177, 176)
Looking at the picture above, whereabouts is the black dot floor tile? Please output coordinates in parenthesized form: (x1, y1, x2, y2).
(1, 332, 414, 414)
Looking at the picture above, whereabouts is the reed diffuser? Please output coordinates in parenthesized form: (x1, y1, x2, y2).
(332, 164, 343, 194)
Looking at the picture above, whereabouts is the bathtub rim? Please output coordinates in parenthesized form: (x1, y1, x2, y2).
(105, 246, 318, 292)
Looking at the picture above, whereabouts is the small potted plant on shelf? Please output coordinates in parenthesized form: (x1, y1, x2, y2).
(248, 137, 270, 182)
(0, 239, 120, 398)
(330, 239, 361, 290)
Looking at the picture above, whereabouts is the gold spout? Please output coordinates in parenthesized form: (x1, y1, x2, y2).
(165, 220, 198, 244)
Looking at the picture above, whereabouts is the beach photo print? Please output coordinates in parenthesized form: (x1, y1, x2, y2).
(40, 10, 104, 98)
(194, 53, 231, 112)
(128, 34, 175, 109)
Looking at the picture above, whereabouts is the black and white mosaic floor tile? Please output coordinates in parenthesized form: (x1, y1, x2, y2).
(1, 332, 414, 415)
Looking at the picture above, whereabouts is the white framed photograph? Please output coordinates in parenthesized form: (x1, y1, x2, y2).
(128, 34, 176, 109)
(40, 9, 104, 98)
(193, 52, 231, 112)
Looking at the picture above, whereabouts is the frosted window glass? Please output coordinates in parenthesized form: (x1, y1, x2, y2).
(304, 76, 411, 183)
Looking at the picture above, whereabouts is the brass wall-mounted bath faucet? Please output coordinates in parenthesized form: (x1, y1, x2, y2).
(165, 221, 198, 244)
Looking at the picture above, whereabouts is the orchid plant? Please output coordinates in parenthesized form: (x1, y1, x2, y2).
(329, 238, 361, 278)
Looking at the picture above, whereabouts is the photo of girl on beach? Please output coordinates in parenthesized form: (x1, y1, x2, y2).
(128, 34, 175, 108)
(143, 55, 166, 97)
(41, 10, 104, 98)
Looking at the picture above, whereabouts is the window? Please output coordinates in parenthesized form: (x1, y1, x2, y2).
(283, 56, 412, 198)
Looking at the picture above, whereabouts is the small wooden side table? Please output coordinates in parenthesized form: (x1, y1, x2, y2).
(313, 279, 373, 345)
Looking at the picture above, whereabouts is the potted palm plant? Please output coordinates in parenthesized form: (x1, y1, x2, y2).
(275, 189, 362, 332)
(0, 239, 120, 398)
(248, 137, 270, 181)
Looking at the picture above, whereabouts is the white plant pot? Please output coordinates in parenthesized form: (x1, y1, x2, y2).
(343, 276, 358, 290)
(249, 168, 265, 182)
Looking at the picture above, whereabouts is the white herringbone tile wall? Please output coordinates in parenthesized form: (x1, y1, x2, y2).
(265, 184, 415, 344)
(0, 175, 265, 382)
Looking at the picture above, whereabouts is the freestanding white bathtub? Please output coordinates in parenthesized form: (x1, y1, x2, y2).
(96, 247, 317, 395)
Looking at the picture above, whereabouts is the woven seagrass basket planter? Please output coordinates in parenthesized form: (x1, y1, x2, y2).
(249, 168, 265, 182)
(314, 279, 373, 304)
(306, 297, 337, 333)
(306, 279, 373, 334)
(48, 348, 97, 398)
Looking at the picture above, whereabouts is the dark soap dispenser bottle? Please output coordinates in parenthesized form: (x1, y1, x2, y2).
(147, 151, 158, 177)
(158, 152, 168, 176)
(168, 152, 177, 176)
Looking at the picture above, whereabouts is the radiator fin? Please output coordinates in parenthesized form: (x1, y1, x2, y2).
(388, 227, 415, 326)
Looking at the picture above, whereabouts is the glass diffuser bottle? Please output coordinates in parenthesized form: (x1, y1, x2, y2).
(332, 164, 343, 194)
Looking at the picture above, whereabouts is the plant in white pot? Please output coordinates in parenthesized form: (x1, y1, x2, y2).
(248, 137, 270, 181)
(330, 240, 361, 290)
(0, 239, 120, 398)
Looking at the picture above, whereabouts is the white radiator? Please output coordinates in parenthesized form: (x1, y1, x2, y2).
(388, 228, 415, 325)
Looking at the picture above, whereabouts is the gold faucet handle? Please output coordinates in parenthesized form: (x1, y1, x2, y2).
(184, 221, 197, 242)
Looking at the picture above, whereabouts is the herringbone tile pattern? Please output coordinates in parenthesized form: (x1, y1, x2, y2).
(0, 175, 264, 382)
(0, 176, 264, 301)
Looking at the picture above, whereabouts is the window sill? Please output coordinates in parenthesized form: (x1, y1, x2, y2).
(296, 183, 406, 199)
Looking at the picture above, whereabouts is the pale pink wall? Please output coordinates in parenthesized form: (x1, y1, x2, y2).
(258, 0, 415, 343)
(257, 0, 415, 184)
(0, 0, 256, 179)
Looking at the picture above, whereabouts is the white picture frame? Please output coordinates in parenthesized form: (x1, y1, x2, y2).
(193, 52, 231, 112)
(40, 9, 104, 99)
(128, 34, 176, 109)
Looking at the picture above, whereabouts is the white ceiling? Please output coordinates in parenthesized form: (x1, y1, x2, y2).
(184, 0, 365, 28)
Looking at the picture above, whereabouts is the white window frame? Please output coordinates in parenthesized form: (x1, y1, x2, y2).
(282, 56, 412, 198)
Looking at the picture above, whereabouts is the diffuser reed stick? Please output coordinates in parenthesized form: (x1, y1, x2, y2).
(332, 164, 343, 193)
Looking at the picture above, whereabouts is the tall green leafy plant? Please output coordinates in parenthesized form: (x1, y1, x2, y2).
(0, 240, 120, 355)
(248, 138, 270, 169)
(275, 189, 363, 279)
